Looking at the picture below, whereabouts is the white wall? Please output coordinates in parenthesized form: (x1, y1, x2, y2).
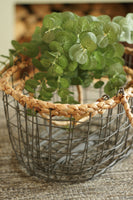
(0, 0, 132, 55)
(0, 0, 14, 55)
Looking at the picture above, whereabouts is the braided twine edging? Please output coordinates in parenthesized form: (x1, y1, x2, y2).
(0, 49, 133, 126)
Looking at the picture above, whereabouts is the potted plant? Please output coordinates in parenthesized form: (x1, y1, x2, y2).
(0, 12, 133, 182)
(1, 12, 133, 103)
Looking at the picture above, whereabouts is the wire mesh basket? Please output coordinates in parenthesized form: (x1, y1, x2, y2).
(1, 47, 133, 183)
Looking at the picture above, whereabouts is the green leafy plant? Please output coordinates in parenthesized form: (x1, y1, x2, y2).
(1, 12, 133, 103)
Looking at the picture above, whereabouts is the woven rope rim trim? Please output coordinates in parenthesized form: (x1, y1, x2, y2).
(0, 48, 133, 125)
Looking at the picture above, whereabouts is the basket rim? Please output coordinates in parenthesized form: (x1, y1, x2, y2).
(0, 47, 133, 124)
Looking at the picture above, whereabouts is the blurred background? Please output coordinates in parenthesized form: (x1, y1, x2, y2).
(0, 0, 133, 55)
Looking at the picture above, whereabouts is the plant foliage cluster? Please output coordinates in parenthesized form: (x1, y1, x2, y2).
(1, 12, 133, 103)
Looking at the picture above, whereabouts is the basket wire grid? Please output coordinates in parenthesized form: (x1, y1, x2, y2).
(3, 92, 133, 182)
(1, 48, 133, 182)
